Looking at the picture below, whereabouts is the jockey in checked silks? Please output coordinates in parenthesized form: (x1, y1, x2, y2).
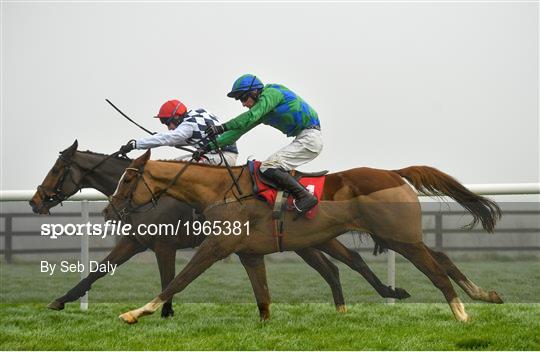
(119, 99, 238, 166)
(200, 74, 323, 213)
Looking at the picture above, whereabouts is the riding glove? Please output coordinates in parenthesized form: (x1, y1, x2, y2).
(204, 124, 227, 139)
(119, 140, 136, 154)
(192, 144, 211, 161)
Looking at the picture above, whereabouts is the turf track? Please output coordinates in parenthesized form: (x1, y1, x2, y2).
(1, 258, 538, 350)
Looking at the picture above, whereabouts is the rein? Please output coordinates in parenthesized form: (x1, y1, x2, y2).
(222, 163, 248, 203)
(109, 161, 192, 221)
(76, 151, 126, 186)
(112, 160, 258, 221)
(106, 97, 242, 195)
(106, 98, 242, 192)
(38, 151, 127, 206)
(206, 133, 244, 196)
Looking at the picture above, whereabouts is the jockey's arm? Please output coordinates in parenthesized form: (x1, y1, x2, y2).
(135, 123, 193, 149)
(210, 128, 249, 149)
(209, 87, 283, 150)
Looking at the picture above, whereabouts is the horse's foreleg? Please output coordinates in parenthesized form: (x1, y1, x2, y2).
(427, 248, 503, 304)
(238, 253, 272, 320)
(294, 247, 346, 312)
(390, 241, 470, 322)
(119, 237, 233, 324)
(154, 243, 177, 318)
(48, 237, 146, 310)
(316, 239, 411, 300)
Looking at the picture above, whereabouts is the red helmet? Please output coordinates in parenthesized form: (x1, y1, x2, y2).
(155, 100, 187, 119)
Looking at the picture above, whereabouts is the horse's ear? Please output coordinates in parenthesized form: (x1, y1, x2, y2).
(62, 140, 78, 157)
(133, 149, 151, 167)
(142, 149, 151, 162)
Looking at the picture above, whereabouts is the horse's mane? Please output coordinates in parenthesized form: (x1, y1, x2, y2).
(154, 159, 245, 170)
(73, 150, 132, 161)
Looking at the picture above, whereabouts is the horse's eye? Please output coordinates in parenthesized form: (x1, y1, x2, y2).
(123, 178, 131, 183)
(51, 167, 60, 175)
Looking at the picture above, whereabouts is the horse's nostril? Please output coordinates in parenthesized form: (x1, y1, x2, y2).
(102, 207, 117, 221)
(29, 200, 39, 213)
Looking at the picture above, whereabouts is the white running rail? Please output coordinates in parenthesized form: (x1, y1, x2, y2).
(2, 183, 540, 201)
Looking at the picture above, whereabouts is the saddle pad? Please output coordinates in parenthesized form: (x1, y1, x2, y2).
(248, 160, 325, 219)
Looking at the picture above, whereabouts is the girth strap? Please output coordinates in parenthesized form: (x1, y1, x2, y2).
(272, 190, 288, 252)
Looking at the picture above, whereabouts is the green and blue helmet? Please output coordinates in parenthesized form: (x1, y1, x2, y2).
(227, 74, 264, 99)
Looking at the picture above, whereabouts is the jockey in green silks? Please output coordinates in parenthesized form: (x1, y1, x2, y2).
(200, 74, 322, 213)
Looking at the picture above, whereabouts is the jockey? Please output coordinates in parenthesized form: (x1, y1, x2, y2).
(119, 99, 238, 166)
(203, 74, 322, 212)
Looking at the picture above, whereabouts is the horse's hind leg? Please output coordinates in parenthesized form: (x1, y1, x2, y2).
(295, 247, 346, 312)
(427, 248, 503, 303)
(154, 242, 177, 318)
(390, 240, 470, 322)
(119, 236, 234, 324)
(238, 253, 271, 320)
(316, 239, 411, 300)
(48, 237, 146, 310)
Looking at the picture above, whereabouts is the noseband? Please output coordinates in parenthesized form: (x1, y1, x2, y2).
(108, 162, 192, 222)
(108, 167, 160, 222)
(37, 154, 77, 207)
(36, 151, 126, 212)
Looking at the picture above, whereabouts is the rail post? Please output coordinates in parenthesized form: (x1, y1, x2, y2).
(435, 213, 443, 251)
(5, 215, 13, 263)
(80, 200, 90, 311)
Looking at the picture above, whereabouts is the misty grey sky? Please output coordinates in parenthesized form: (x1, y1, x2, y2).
(1, 1, 538, 190)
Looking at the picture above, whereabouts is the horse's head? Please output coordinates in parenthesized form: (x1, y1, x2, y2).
(103, 150, 155, 222)
(30, 140, 83, 214)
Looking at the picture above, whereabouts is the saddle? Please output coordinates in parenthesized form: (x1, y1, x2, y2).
(248, 160, 327, 252)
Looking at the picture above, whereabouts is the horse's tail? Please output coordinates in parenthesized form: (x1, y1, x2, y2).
(393, 166, 501, 233)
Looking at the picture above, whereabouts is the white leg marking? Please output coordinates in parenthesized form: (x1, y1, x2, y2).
(450, 297, 470, 322)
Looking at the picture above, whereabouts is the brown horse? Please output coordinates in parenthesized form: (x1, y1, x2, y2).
(106, 150, 502, 324)
(30, 140, 409, 318)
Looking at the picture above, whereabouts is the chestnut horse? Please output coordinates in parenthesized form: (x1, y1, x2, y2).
(30, 140, 409, 317)
(107, 150, 502, 324)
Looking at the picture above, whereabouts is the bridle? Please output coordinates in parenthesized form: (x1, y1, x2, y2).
(36, 151, 127, 211)
(36, 153, 79, 207)
(108, 161, 256, 222)
(108, 162, 192, 222)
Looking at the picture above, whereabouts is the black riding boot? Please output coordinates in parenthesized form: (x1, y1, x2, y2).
(262, 168, 318, 213)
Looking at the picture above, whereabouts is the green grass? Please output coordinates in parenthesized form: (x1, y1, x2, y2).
(1, 257, 539, 350)
(2, 258, 538, 303)
(1, 303, 538, 350)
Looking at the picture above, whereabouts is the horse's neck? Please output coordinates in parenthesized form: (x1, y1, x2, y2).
(151, 162, 251, 207)
(74, 152, 130, 196)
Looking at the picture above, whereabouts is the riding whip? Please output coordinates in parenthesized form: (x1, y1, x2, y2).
(105, 99, 156, 135)
(105, 99, 195, 153)
(205, 122, 243, 195)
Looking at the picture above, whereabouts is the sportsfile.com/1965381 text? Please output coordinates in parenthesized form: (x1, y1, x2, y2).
(40, 220, 250, 239)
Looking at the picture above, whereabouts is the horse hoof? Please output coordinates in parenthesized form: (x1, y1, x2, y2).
(459, 314, 471, 323)
(161, 309, 174, 318)
(47, 300, 65, 310)
(489, 291, 503, 304)
(119, 312, 138, 324)
(336, 305, 347, 313)
(394, 287, 411, 300)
